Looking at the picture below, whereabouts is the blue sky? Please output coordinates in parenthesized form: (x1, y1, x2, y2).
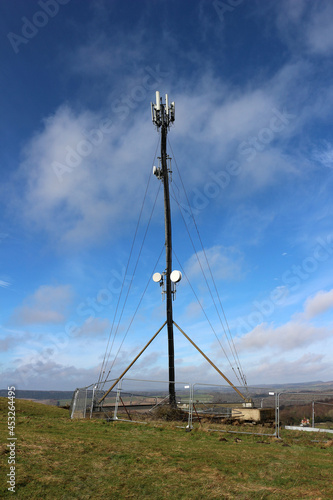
(1, 0, 333, 391)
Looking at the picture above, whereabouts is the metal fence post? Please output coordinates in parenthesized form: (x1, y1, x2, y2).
(90, 385, 96, 419)
(83, 389, 88, 419)
(277, 392, 281, 439)
(113, 379, 122, 420)
(186, 384, 193, 431)
(70, 389, 78, 419)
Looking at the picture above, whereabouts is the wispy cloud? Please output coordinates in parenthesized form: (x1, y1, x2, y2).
(9, 53, 333, 253)
(235, 288, 333, 356)
(11, 105, 158, 248)
(74, 317, 110, 338)
(0, 331, 32, 352)
(1, 358, 101, 390)
(275, 0, 333, 56)
(10, 285, 73, 325)
(304, 3, 333, 55)
(304, 289, 333, 319)
(185, 245, 244, 282)
(237, 321, 329, 352)
(0, 279, 11, 288)
(247, 352, 330, 384)
(312, 142, 333, 169)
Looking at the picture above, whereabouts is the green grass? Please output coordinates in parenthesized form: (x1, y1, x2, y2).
(1, 398, 333, 499)
(317, 421, 333, 429)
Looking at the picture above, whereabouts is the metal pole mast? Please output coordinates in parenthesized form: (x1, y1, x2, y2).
(151, 92, 176, 406)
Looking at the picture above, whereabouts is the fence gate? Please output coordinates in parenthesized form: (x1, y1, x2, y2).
(277, 391, 333, 437)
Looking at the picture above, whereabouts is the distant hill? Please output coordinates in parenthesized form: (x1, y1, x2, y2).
(254, 381, 333, 392)
(1, 381, 333, 403)
(0, 389, 74, 401)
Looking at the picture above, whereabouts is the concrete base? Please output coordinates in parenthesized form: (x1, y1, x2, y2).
(285, 425, 333, 434)
(231, 407, 275, 423)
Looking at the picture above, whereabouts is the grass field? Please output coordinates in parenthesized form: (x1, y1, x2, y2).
(1, 397, 333, 499)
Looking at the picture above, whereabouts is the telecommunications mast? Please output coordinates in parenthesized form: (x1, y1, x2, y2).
(97, 92, 249, 411)
(150, 93, 248, 406)
(151, 91, 177, 406)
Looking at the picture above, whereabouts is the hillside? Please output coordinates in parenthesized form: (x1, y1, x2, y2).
(1, 397, 333, 499)
(0, 389, 74, 402)
(1, 380, 333, 407)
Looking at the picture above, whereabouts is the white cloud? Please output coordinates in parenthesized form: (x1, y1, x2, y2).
(304, 289, 333, 319)
(10, 56, 331, 253)
(276, 1, 333, 56)
(184, 300, 203, 320)
(185, 245, 244, 282)
(0, 359, 101, 391)
(12, 105, 156, 248)
(175, 85, 274, 146)
(11, 285, 73, 325)
(75, 317, 110, 337)
(0, 355, 231, 391)
(247, 352, 330, 385)
(305, 3, 333, 55)
(0, 332, 32, 352)
(312, 142, 333, 169)
(173, 67, 302, 175)
(237, 320, 330, 352)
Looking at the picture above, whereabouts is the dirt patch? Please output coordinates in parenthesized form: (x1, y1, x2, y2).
(150, 406, 188, 422)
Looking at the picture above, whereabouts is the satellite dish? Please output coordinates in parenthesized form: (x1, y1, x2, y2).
(153, 272, 162, 283)
(170, 270, 182, 283)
